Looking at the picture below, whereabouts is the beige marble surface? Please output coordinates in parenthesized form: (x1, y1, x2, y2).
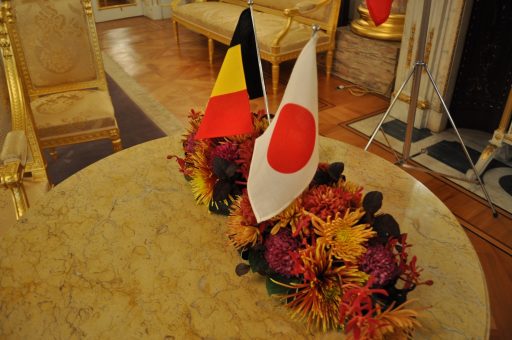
(0, 135, 489, 339)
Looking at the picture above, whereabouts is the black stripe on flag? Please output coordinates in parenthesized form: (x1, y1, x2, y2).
(230, 8, 264, 99)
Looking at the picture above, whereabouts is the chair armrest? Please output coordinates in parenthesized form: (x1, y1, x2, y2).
(284, 0, 332, 17)
(0, 158, 29, 220)
(1, 130, 30, 219)
(0, 159, 23, 186)
(1, 130, 28, 166)
(273, 0, 331, 50)
(272, 0, 332, 50)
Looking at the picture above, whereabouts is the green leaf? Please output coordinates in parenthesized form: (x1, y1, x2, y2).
(373, 213, 401, 238)
(328, 162, 344, 181)
(247, 247, 268, 275)
(363, 191, 383, 216)
(266, 276, 290, 296)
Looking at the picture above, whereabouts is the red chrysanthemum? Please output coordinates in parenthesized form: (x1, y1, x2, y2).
(302, 185, 361, 220)
(236, 139, 255, 180)
(264, 229, 300, 277)
(360, 244, 398, 287)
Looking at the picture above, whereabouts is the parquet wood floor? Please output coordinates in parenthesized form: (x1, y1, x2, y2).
(97, 16, 511, 339)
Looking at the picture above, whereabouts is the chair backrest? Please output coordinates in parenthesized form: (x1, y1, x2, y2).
(4, 0, 107, 98)
(221, 0, 341, 32)
(0, 6, 47, 180)
(0, 57, 11, 148)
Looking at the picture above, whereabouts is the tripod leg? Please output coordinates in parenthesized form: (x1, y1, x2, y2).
(365, 65, 417, 151)
(423, 65, 498, 217)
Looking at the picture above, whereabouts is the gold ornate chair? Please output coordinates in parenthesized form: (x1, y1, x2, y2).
(0, 11, 48, 220)
(1, 0, 122, 159)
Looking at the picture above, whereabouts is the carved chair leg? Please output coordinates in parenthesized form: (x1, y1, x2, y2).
(208, 38, 214, 66)
(173, 20, 179, 44)
(326, 50, 333, 78)
(48, 148, 58, 160)
(112, 138, 123, 152)
(271, 63, 280, 96)
(109, 128, 123, 152)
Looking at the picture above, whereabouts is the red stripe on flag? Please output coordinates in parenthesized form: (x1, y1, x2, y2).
(195, 89, 252, 139)
(267, 103, 316, 174)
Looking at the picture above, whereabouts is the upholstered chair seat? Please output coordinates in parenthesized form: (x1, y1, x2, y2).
(31, 89, 117, 141)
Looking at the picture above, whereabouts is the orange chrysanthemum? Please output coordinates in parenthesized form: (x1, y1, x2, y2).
(309, 210, 376, 263)
(227, 193, 260, 249)
(274, 243, 368, 331)
(270, 198, 304, 235)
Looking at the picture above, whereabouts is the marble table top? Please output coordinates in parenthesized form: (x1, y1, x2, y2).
(0, 136, 489, 339)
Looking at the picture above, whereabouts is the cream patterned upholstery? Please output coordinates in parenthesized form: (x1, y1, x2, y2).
(3, 0, 122, 156)
(31, 90, 116, 139)
(171, 0, 342, 96)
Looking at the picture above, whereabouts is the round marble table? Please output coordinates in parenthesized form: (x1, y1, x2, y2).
(0, 136, 489, 339)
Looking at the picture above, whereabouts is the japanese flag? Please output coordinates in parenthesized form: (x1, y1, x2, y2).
(247, 35, 318, 222)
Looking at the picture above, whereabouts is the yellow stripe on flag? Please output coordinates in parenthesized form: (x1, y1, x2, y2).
(211, 44, 247, 97)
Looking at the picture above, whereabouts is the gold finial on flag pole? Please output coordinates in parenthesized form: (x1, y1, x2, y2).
(247, 0, 271, 123)
(312, 24, 320, 36)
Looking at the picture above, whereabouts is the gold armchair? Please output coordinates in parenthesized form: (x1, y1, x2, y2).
(0, 15, 48, 220)
(1, 0, 122, 158)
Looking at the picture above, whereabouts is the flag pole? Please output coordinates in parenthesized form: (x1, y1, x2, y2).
(247, 0, 271, 123)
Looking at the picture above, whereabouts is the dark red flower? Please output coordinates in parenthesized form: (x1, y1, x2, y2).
(360, 244, 398, 287)
(264, 229, 300, 277)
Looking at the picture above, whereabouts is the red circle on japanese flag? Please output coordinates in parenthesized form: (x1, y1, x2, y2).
(267, 103, 316, 174)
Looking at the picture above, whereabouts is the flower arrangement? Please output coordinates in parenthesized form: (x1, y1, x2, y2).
(171, 109, 433, 339)
(170, 109, 269, 215)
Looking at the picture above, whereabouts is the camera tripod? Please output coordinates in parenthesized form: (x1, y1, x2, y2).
(364, 0, 497, 217)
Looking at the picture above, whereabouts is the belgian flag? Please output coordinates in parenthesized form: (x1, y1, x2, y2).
(194, 44, 253, 139)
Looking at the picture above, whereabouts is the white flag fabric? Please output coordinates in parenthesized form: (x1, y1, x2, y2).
(247, 35, 319, 222)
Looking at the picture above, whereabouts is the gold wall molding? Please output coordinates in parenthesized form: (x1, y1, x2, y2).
(406, 24, 415, 67)
(424, 29, 435, 67)
(392, 91, 430, 110)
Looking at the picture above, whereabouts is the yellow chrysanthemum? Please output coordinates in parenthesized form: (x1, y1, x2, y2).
(189, 144, 216, 205)
(309, 209, 376, 263)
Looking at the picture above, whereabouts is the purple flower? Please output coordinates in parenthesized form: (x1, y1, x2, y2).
(360, 244, 398, 287)
(264, 229, 300, 277)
